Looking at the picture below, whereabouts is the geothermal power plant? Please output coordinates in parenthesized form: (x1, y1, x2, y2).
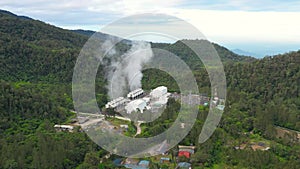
(105, 86, 170, 114)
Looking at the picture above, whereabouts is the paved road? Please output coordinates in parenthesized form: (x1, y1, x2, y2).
(72, 110, 146, 130)
(134, 122, 142, 137)
(80, 118, 103, 128)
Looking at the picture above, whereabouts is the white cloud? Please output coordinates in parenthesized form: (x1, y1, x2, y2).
(0, 0, 184, 15)
(163, 8, 300, 43)
(1, 0, 300, 45)
(121, 0, 184, 15)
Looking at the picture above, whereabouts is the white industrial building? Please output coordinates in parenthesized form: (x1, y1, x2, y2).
(150, 86, 168, 99)
(127, 88, 144, 100)
(151, 93, 170, 106)
(125, 99, 147, 114)
(142, 97, 150, 103)
(105, 86, 170, 114)
(54, 124, 74, 132)
(149, 86, 170, 109)
(105, 97, 127, 109)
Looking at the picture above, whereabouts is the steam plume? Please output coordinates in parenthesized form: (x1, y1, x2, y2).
(102, 40, 153, 99)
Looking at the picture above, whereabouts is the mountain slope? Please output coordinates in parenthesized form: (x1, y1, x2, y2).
(232, 48, 258, 57)
(225, 51, 300, 131)
(0, 10, 89, 82)
(0, 9, 300, 169)
(72, 30, 256, 63)
(0, 10, 255, 83)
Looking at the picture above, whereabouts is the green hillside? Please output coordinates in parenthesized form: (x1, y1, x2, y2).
(0, 9, 299, 169)
(0, 9, 254, 83)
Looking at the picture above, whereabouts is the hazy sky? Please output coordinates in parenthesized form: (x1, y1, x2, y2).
(1, 0, 300, 57)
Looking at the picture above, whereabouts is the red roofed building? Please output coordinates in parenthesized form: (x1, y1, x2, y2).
(178, 151, 191, 158)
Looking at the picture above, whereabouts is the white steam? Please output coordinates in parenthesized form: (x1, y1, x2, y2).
(103, 40, 153, 99)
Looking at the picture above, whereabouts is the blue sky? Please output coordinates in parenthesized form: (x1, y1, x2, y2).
(178, 0, 300, 11)
(1, 0, 300, 57)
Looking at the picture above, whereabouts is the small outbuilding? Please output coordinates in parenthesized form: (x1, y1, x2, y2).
(138, 160, 150, 168)
(54, 125, 74, 132)
(178, 162, 192, 169)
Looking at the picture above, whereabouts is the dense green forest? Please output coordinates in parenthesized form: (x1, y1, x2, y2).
(0, 9, 299, 168)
